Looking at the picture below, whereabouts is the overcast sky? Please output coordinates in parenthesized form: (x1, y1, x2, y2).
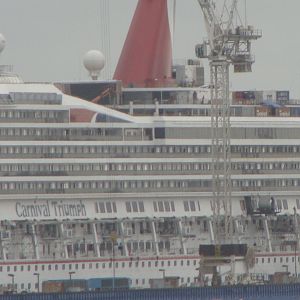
(0, 0, 299, 98)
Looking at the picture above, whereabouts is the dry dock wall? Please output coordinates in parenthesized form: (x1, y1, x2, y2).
(1, 284, 300, 300)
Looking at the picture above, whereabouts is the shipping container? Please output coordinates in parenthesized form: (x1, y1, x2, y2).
(87, 277, 131, 291)
(42, 281, 64, 293)
(149, 279, 166, 289)
(64, 280, 87, 292)
(270, 272, 290, 284)
(42, 280, 87, 293)
(149, 277, 179, 289)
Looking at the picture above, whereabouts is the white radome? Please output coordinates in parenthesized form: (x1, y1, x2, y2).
(83, 50, 105, 79)
(0, 33, 6, 53)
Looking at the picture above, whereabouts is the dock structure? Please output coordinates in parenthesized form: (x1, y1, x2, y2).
(1, 284, 300, 300)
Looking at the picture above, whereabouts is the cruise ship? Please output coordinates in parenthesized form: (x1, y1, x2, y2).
(1, 0, 300, 295)
(1, 71, 300, 292)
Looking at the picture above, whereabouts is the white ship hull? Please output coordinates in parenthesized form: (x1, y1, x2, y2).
(0, 82, 300, 293)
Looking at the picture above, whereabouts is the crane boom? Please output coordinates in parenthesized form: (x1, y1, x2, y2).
(197, 0, 222, 52)
(196, 0, 261, 244)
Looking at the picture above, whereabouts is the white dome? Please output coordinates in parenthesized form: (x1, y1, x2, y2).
(0, 33, 6, 53)
(83, 50, 105, 79)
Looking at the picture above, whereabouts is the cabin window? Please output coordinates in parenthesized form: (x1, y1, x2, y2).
(138, 201, 144, 212)
(158, 201, 164, 212)
(297, 199, 300, 210)
(106, 202, 112, 213)
(153, 202, 157, 212)
(110, 202, 116, 212)
(190, 201, 196, 212)
(171, 201, 175, 211)
(184, 201, 189, 212)
(164, 201, 170, 212)
(277, 200, 282, 210)
(132, 201, 138, 212)
(125, 202, 131, 212)
(240, 200, 246, 211)
(99, 202, 105, 213)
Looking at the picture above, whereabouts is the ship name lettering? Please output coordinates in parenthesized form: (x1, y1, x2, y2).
(15, 200, 87, 218)
(51, 200, 87, 217)
(16, 201, 50, 218)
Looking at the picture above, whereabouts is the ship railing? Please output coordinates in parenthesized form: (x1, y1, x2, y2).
(272, 233, 296, 241)
(159, 249, 183, 256)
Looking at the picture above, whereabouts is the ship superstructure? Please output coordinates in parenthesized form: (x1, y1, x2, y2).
(0, 0, 300, 293)
(0, 79, 300, 292)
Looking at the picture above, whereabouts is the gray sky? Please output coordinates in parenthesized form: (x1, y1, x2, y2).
(0, 0, 300, 98)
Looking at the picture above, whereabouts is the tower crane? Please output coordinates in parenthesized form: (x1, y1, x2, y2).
(195, 0, 261, 244)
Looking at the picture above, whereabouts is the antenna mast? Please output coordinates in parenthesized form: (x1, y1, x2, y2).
(100, 0, 111, 79)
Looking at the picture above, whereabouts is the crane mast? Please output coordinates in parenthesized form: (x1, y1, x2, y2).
(196, 0, 261, 244)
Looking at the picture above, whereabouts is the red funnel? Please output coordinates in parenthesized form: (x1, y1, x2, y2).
(113, 0, 173, 87)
